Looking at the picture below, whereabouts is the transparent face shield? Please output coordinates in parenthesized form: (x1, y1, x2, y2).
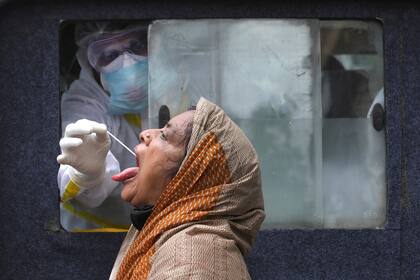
(87, 26, 148, 72)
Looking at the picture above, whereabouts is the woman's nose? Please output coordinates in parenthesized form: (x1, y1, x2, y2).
(139, 130, 152, 145)
(139, 129, 160, 145)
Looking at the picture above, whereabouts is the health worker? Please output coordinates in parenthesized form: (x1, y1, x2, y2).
(57, 22, 149, 232)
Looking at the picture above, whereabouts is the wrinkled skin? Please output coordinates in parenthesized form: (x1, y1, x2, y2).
(112, 111, 194, 207)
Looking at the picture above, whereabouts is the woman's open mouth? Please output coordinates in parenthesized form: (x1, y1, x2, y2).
(112, 167, 139, 183)
(112, 157, 141, 183)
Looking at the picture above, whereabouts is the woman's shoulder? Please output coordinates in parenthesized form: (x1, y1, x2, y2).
(148, 223, 251, 280)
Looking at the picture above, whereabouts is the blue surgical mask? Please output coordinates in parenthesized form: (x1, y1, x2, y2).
(100, 53, 148, 115)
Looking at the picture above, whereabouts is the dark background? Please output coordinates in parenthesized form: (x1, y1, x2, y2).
(0, 1, 417, 279)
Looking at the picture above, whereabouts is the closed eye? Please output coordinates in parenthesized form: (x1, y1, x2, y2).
(160, 130, 167, 141)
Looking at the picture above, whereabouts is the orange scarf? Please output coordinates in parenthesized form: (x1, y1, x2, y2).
(117, 132, 231, 280)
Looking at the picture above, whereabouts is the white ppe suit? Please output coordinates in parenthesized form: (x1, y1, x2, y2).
(58, 48, 146, 232)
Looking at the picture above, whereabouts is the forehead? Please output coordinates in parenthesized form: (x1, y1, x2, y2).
(165, 111, 194, 142)
(168, 111, 194, 127)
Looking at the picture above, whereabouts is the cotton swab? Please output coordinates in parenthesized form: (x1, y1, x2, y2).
(107, 131, 136, 157)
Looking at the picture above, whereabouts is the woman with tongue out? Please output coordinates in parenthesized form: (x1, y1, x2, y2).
(112, 108, 194, 226)
(110, 98, 265, 280)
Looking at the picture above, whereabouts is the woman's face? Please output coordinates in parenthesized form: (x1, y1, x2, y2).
(112, 111, 194, 207)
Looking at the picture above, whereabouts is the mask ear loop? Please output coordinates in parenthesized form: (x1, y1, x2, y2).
(99, 72, 110, 93)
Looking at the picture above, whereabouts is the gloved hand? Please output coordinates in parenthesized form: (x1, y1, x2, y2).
(57, 119, 111, 188)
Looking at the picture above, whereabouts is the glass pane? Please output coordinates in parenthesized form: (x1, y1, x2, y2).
(149, 19, 323, 228)
(219, 20, 323, 228)
(323, 119, 386, 228)
(321, 20, 385, 228)
(148, 19, 385, 229)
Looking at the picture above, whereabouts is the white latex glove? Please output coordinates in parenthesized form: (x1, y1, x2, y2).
(57, 119, 111, 188)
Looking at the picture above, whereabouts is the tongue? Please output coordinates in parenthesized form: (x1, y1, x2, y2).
(112, 167, 139, 182)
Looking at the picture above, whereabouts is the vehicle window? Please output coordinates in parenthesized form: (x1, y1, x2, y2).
(149, 19, 385, 229)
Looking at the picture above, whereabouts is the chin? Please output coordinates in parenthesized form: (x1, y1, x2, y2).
(120, 181, 137, 204)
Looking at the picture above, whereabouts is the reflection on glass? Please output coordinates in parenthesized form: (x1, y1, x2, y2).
(149, 19, 385, 229)
(321, 21, 385, 228)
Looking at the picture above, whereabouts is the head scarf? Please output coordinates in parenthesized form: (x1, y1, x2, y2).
(117, 98, 265, 280)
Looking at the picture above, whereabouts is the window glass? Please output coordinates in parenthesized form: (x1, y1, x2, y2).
(321, 21, 385, 228)
(59, 19, 384, 231)
(149, 19, 385, 229)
